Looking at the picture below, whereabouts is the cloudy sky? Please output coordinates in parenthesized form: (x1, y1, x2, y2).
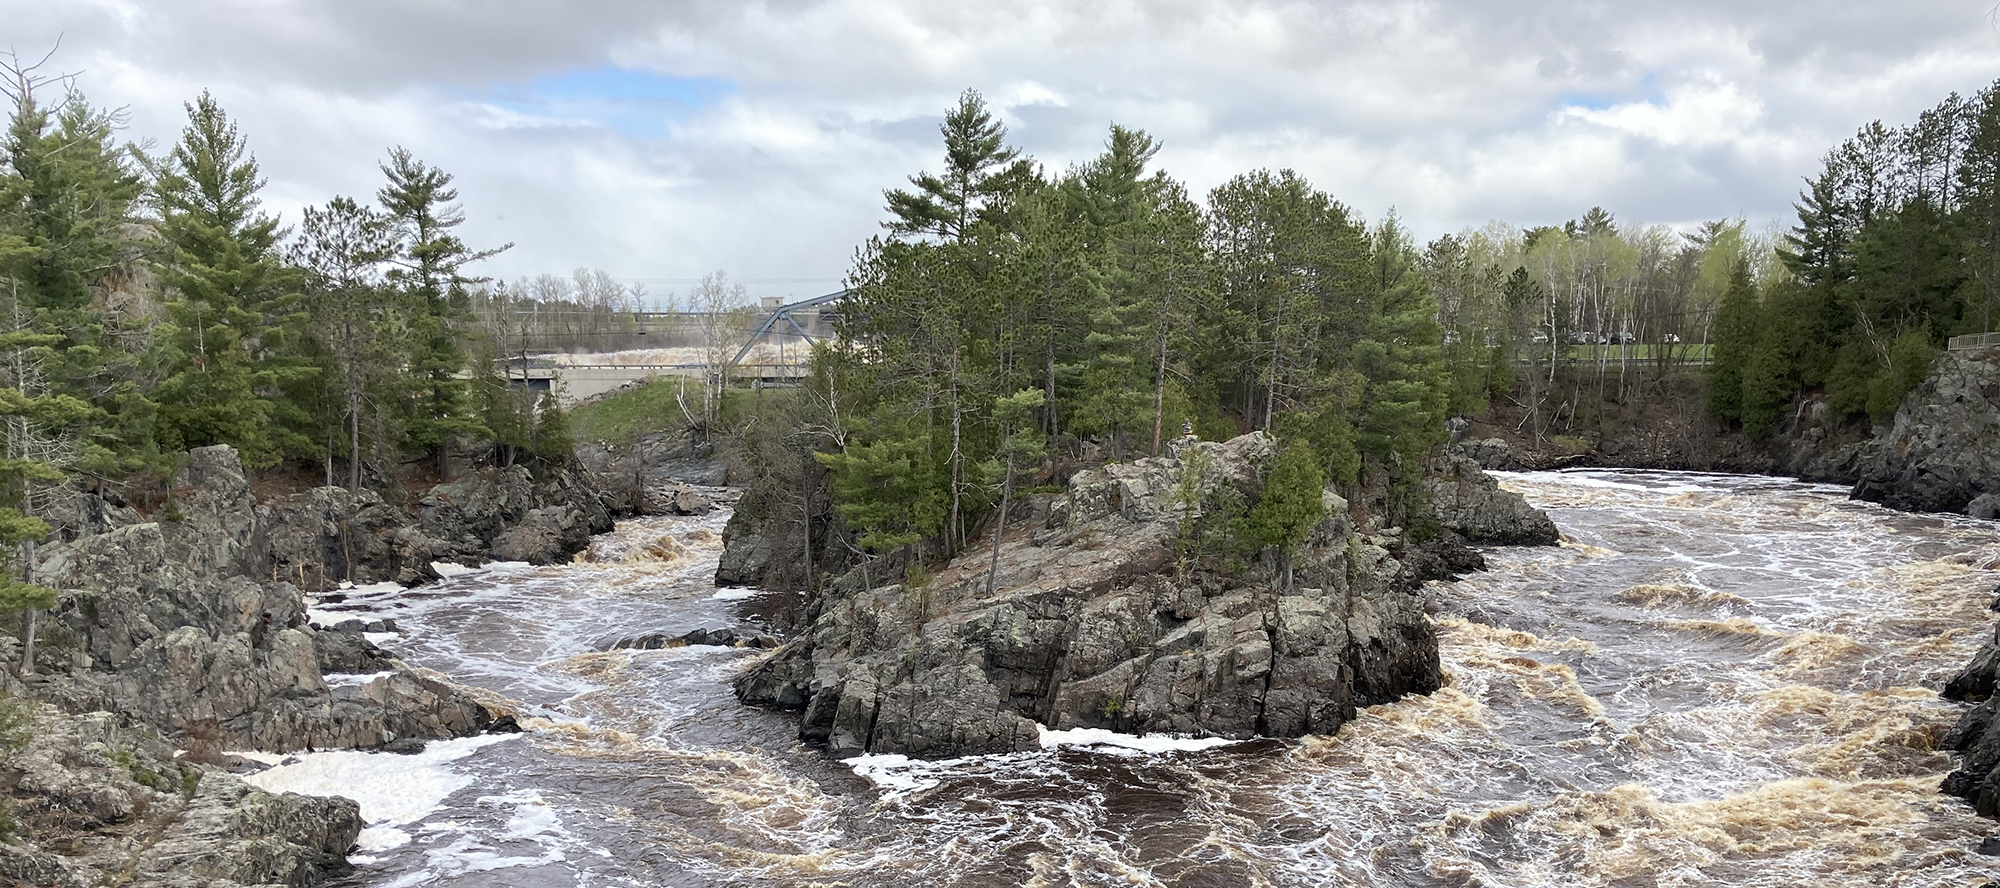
(7, 1, 1999, 303)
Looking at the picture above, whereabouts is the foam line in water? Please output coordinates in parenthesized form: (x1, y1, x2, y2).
(1036, 725, 1247, 754)
(237, 734, 520, 855)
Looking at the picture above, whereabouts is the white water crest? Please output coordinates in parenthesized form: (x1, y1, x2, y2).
(284, 474, 2000, 887)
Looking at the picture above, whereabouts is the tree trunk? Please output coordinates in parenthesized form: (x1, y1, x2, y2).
(1151, 288, 1174, 455)
(949, 349, 963, 555)
(348, 389, 363, 492)
(20, 609, 35, 677)
(800, 448, 815, 592)
(985, 454, 1014, 597)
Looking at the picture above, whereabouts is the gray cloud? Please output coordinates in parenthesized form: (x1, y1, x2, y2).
(4, 0, 1997, 301)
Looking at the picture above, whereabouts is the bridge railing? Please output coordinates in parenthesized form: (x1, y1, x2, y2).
(1949, 332, 2000, 351)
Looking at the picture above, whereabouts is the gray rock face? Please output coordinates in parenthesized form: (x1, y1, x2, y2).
(1852, 349, 2000, 515)
(0, 705, 359, 888)
(263, 461, 614, 591)
(36, 446, 517, 754)
(714, 508, 778, 588)
(1421, 455, 1561, 545)
(736, 433, 1470, 758)
(1450, 437, 1521, 471)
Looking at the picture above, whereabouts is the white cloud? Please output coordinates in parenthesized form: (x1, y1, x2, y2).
(2, 0, 1997, 299)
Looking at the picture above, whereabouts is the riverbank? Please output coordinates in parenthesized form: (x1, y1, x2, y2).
(163, 469, 2000, 887)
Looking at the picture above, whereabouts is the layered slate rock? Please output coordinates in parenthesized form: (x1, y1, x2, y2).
(1421, 454, 1561, 545)
(1852, 349, 2000, 515)
(36, 446, 515, 753)
(262, 459, 614, 590)
(1945, 617, 2000, 814)
(0, 705, 360, 888)
(736, 433, 1558, 758)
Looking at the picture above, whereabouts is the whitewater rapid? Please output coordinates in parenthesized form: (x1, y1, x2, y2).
(269, 471, 2000, 887)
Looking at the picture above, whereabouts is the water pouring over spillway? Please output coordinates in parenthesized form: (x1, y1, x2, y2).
(274, 471, 2000, 887)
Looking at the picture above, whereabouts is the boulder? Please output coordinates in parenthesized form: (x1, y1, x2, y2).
(1421, 454, 1561, 545)
(1449, 437, 1520, 471)
(735, 433, 1450, 758)
(672, 486, 713, 515)
(0, 705, 360, 888)
(715, 508, 778, 587)
(1972, 493, 2000, 522)
(491, 505, 595, 563)
(263, 459, 615, 590)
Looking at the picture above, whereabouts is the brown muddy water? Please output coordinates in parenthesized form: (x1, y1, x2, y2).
(258, 471, 2000, 887)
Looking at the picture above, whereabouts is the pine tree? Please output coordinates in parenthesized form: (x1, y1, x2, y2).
(1354, 215, 1448, 464)
(147, 91, 308, 467)
(0, 60, 154, 483)
(377, 147, 508, 480)
(1239, 439, 1325, 590)
(883, 90, 1033, 242)
(1706, 260, 1759, 422)
(982, 388, 1044, 595)
(290, 195, 399, 489)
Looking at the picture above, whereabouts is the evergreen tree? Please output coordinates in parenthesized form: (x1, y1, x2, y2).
(1706, 260, 1760, 422)
(289, 195, 399, 488)
(883, 90, 1033, 242)
(0, 64, 154, 484)
(1354, 215, 1448, 464)
(1239, 439, 1325, 590)
(982, 388, 1044, 595)
(377, 147, 508, 480)
(147, 91, 308, 467)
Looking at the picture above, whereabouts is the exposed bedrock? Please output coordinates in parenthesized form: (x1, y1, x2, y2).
(1852, 349, 2000, 516)
(1420, 454, 1561, 546)
(0, 705, 361, 888)
(735, 433, 1557, 758)
(260, 458, 615, 590)
(36, 445, 517, 754)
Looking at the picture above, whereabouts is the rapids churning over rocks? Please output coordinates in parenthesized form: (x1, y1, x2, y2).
(274, 471, 2000, 887)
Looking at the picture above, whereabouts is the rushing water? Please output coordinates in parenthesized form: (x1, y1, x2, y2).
(254, 471, 2000, 888)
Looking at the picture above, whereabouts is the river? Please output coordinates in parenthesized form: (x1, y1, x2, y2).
(252, 470, 2000, 887)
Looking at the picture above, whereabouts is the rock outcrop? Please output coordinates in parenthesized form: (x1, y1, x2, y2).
(35, 446, 516, 752)
(8, 445, 530, 885)
(0, 705, 360, 888)
(1852, 349, 2000, 515)
(1421, 454, 1561, 545)
(262, 460, 614, 590)
(1944, 620, 2000, 814)
(735, 433, 1557, 758)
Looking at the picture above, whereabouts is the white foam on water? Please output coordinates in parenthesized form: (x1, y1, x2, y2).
(431, 561, 483, 577)
(365, 631, 401, 646)
(323, 671, 396, 688)
(238, 734, 520, 857)
(374, 871, 433, 888)
(846, 754, 946, 795)
(709, 587, 764, 601)
(1036, 726, 1246, 755)
(426, 833, 565, 876)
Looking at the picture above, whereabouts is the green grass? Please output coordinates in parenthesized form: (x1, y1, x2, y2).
(571, 381, 771, 443)
(571, 378, 693, 443)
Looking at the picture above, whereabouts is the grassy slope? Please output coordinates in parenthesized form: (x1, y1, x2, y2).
(571, 378, 691, 443)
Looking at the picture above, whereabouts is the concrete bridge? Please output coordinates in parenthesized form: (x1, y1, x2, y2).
(507, 289, 848, 405)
